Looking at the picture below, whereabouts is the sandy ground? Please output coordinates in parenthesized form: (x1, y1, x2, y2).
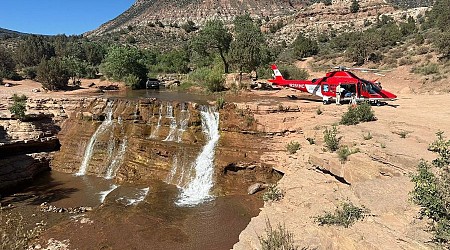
(232, 67, 450, 249)
(0, 78, 126, 99)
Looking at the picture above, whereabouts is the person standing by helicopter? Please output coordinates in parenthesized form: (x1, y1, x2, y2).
(335, 84, 342, 105)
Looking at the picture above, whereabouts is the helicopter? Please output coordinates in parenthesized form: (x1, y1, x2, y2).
(268, 64, 397, 105)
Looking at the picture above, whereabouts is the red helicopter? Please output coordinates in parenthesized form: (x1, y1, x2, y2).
(268, 64, 397, 105)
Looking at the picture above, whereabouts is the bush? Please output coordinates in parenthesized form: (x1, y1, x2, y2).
(279, 65, 309, 80)
(324, 125, 340, 152)
(36, 58, 70, 90)
(306, 137, 315, 145)
(412, 63, 440, 75)
(258, 219, 299, 250)
(340, 102, 376, 125)
(263, 184, 284, 202)
(292, 33, 319, 59)
(410, 132, 450, 244)
(9, 94, 27, 120)
(216, 97, 225, 110)
(315, 202, 369, 228)
(188, 66, 225, 92)
(337, 146, 359, 163)
(123, 74, 141, 89)
(286, 141, 301, 154)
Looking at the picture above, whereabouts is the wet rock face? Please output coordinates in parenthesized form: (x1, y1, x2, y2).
(51, 98, 206, 183)
(49, 98, 280, 195)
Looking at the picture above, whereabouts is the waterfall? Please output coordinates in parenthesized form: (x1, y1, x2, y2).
(177, 105, 190, 142)
(104, 137, 128, 179)
(176, 107, 220, 207)
(163, 102, 177, 142)
(149, 103, 163, 139)
(76, 102, 114, 176)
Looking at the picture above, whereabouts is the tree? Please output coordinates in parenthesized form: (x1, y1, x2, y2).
(230, 15, 267, 75)
(350, 0, 360, 13)
(100, 46, 148, 87)
(0, 47, 16, 77)
(14, 35, 55, 67)
(37, 58, 70, 90)
(191, 20, 232, 73)
(292, 33, 319, 59)
(9, 94, 27, 120)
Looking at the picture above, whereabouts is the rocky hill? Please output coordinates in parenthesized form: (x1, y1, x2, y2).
(86, 0, 429, 49)
(87, 0, 299, 37)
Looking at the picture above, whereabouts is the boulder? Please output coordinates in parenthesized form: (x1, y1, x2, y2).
(247, 182, 264, 195)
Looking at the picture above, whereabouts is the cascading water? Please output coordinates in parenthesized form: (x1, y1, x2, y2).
(149, 103, 163, 139)
(76, 101, 114, 176)
(104, 137, 128, 179)
(177, 104, 190, 142)
(176, 107, 220, 207)
(163, 103, 177, 142)
(99, 184, 118, 203)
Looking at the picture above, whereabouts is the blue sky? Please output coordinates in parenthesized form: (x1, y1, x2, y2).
(0, 0, 135, 35)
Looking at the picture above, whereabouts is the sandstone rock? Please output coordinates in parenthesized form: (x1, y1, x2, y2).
(248, 183, 264, 195)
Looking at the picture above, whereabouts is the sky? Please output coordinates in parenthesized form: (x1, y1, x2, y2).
(0, 0, 135, 35)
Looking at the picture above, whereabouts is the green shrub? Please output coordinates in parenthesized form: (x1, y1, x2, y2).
(279, 65, 309, 80)
(216, 97, 225, 110)
(258, 219, 298, 250)
(286, 141, 301, 154)
(337, 146, 360, 163)
(263, 184, 284, 202)
(123, 74, 141, 89)
(188, 66, 225, 92)
(315, 202, 369, 228)
(428, 131, 450, 168)
(9, 94, 27, 120)
(410, 132, 450, 244)
(412, 63, 440, 75)
(324, 125, 340, 152)
(316, 107, 323, 115)
(340, 102, 376, 125)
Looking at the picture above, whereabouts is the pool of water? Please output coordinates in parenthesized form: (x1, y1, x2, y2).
(4, 171, 262, 250)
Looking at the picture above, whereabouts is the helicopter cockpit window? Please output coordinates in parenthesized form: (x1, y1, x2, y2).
(362, 80, 381, 94)
(323, 84, 329, 92)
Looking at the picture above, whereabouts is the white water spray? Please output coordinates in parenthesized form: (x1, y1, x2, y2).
(149, 103, 163, 139)
(99, 184, 118, 203)
(76, 102, 114, 176)
(163, 103, 177, 142)
(177, 105, 190, 142)
(104, 137, 128, 179)
(176, 107, 220, 207)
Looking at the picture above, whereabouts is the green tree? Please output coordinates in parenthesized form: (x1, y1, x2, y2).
(350, 0, 360, 13)
(191, 20, 232, 73)
(14, 35, 55, 67)
(0, 47, 16, 78)
(230, 15, 267, 76)
(427, 0, 450, 32)
(36, 58, 70, 90)
(9, 94, 27, 120)
(100, 46, 148, 86)
(292, 33, 319, 59)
